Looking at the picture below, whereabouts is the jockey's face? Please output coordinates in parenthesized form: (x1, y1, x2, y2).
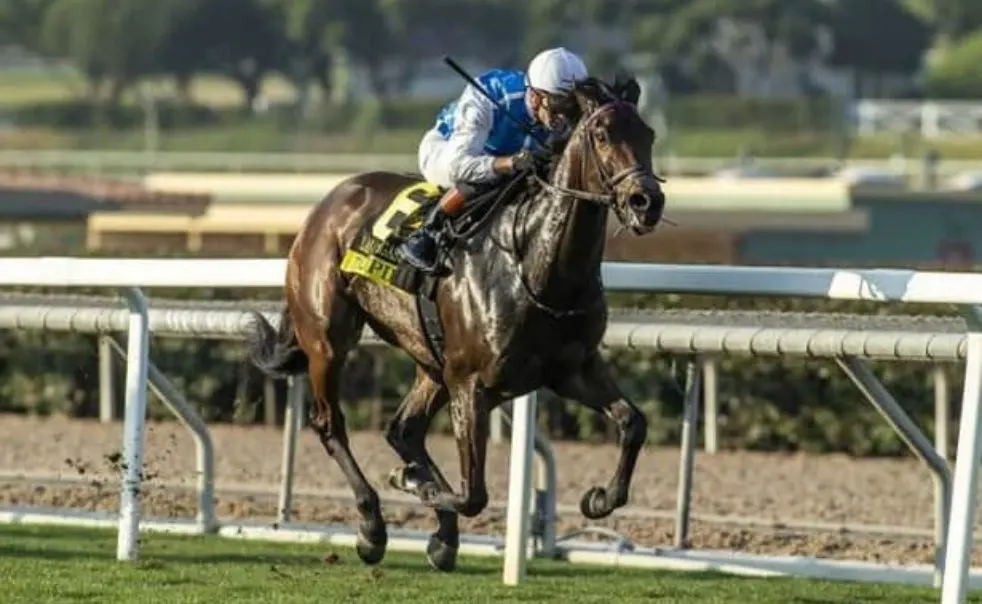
(528, 88, 570, 133)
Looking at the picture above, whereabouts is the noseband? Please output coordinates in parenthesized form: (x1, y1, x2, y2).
(532, 100, 663, 206)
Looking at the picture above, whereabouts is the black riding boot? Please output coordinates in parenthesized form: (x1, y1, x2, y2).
(400, 203, 447, 272)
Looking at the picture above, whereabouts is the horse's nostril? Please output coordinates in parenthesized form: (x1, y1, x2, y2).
(628, 194, 650, 210)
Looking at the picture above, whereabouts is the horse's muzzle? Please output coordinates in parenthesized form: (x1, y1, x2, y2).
(625, 186, 665, 233)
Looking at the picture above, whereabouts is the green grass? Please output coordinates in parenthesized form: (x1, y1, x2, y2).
(79, 123, 427, 154)
(0, 524, 974, 603)
(5, 67, 982, 159)
(11, 116, 982, 159)
(0, 69, 303, 109)
(17, 121, 982, 159)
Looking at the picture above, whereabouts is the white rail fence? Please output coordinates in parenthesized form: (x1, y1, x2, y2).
(856, 100, 982, 139)
(0, 295, 963, 540)
(0, 259, 982, 603)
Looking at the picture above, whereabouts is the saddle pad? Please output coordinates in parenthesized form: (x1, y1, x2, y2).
(371, 181, 442, 243)
(339, 181, 442, 293)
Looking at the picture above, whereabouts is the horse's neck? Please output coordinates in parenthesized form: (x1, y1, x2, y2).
(519, 160, 607, 306)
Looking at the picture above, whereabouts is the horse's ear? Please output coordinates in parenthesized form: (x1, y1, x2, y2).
(612, 71, 642, 106)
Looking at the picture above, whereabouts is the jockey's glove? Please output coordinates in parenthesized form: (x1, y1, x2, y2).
(510, 150, 536, 173)
(530, 145, 553, 167)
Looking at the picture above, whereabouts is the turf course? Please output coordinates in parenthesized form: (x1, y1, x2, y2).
(0, 524, 976, 603)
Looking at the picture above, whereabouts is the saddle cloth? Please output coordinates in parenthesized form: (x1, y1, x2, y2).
(339, 181, 442, 294)
(337, 173, 528, 368)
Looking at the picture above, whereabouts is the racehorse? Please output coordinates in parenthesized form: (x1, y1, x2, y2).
(247, 74, 666, 572)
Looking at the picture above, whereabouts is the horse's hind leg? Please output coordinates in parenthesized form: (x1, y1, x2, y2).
(551, 352, 647, 520)
(384, 366, 459, 571)
(299, 302, 387, 565)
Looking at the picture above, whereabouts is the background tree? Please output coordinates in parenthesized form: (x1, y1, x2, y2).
(456, 0, 527, 67)
(924, 30, 982, 97)
(40, 0, 192, 105)
(264, 0, 339, 117)
(904, 0, 982, 43)
(827, 0, 932, 97)
(0, 0, 54, 48)
(158, 0, 287, 112)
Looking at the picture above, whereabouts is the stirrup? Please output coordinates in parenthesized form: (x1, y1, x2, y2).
(404, 253, 440, 273)
(400, 235, 439, 272)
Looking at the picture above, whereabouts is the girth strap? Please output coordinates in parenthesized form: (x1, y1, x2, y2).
(415, 274, 445, 368)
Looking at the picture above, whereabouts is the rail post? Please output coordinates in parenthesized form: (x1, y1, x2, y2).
(116, 287, 150, 561)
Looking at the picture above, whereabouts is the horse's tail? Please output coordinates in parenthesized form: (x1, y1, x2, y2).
(246, 307, 308, 378)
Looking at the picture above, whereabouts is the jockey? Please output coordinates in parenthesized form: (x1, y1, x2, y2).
(400, 47, 589, 273)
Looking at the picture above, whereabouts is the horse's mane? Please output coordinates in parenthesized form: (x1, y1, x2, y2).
(545, 76, 616, 126)
(571, 77, 619, 106)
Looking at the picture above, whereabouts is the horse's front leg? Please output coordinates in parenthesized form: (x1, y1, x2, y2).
(383, 367, 460, 571)
(551, 352, 648, 519)
(418, 374, 492, 518)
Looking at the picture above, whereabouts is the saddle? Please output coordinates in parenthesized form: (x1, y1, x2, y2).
(426, 175, 523, 249)
(387, 172, 527, 269)
(339, 171, 530, 367)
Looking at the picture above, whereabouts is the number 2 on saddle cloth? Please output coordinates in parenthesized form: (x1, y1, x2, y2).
(372, 184, 442, 243)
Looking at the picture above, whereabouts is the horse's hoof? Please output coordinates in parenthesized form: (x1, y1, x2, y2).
(355, 528, 387, 566)
(425, 534, 458, 572)
(387, 464, 426, 494)
(386, 467, 407, 492)
(579, 487, 613, 520)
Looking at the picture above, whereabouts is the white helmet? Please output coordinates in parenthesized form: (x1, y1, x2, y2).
(526, 47, 588, 95)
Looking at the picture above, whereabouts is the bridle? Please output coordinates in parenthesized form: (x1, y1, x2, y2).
(531, 98, 665, 207)
(498, 95, 664, 319)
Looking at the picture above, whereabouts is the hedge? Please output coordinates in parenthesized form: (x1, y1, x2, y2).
(4, 94, 840, 135)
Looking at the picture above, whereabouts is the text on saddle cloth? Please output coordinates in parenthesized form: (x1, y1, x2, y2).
(339, 181, 443, 293)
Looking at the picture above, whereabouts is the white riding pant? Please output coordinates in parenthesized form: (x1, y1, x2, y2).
(417, 128, 456, 189)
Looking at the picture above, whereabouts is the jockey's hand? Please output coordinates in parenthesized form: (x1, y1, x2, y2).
(510, 150, 535, 173)
(530, 145, 553, 167)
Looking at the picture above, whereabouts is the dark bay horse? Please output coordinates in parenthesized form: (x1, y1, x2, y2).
(247, 76, 666, 572)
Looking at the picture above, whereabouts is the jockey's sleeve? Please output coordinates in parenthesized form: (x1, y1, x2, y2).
(443, 84, 499, 184)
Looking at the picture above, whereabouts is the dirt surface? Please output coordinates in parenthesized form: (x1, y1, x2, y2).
(0, 414, 974, 565)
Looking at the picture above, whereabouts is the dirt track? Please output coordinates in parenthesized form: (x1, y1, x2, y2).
(0, 414, 973, 565)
